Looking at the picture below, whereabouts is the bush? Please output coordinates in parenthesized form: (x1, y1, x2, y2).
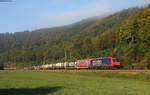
(0, 63, 4, 70)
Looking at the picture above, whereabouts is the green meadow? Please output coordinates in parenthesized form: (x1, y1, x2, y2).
(0, 71, 150, 95)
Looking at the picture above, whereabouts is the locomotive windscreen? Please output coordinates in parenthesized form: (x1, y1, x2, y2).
(113, 58, 120, 62)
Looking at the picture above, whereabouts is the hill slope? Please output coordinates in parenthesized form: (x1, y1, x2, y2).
(0, 7, 149, 69)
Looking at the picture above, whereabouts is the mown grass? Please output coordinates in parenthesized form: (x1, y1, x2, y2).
(64, 72, 150, 81)
(0, 70, 150, 95)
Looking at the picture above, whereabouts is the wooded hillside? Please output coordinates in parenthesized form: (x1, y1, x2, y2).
(0, 7, 149, 69)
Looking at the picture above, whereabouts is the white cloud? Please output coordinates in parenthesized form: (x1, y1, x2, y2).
(32, 0, 149, 29)
(32, 0, 112, 29)
(138, 0, 150, 5)
(35, 7, 111, 28)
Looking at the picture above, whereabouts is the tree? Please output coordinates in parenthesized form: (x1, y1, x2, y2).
(148, 4, 150, 8)
(0, 63, 4, 70)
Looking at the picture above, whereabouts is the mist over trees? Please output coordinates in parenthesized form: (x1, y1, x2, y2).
(148, 4, 150, 8)
(0, 6, 149, 69)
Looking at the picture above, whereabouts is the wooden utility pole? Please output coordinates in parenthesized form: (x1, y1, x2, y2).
(65, 51, 67, 71)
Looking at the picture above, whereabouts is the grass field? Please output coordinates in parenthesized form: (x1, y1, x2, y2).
(0, 71, 150, 95)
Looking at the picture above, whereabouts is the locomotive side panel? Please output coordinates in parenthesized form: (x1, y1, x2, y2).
(90, 58, 112, 69)
(76, 59, 92, 69)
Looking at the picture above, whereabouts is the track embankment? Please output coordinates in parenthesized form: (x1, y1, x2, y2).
(39, 70, 150, 74)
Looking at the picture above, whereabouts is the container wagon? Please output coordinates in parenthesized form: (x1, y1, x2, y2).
(66, 62, 76, 69)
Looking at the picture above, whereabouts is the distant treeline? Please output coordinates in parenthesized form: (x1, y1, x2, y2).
(0, 6, 149, 69)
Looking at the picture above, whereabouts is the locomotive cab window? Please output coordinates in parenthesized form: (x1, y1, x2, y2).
(113, 58, 120, 62)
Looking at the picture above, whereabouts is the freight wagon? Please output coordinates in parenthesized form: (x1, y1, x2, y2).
(54, 63, 64, 69)
(53, 62, 76, 69)
(66, 62, 76, 69)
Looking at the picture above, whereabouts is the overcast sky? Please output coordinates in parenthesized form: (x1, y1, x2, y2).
(0, 0, 149, 33)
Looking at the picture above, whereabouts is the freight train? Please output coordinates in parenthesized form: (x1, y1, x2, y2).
(25, 56, 121, 70)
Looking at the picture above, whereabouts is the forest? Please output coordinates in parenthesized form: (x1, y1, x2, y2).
(0, 6, 149, 69)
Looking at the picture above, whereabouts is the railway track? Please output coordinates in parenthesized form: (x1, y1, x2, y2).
(40, 69, 150, 73)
